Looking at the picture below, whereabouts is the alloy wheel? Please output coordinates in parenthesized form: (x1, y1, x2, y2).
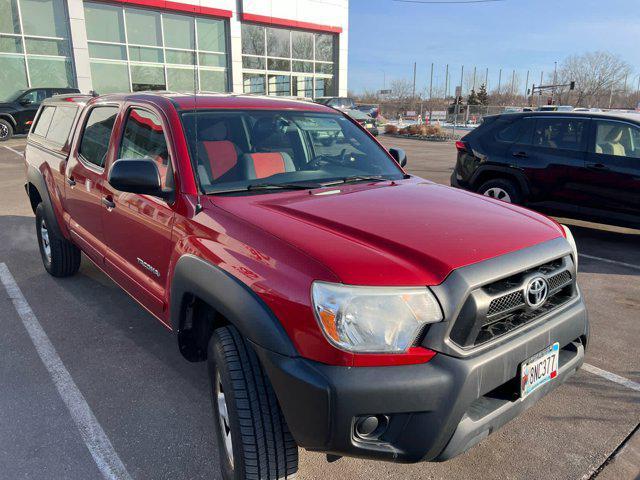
(216, 369, 234, 467)
(40, 218, 52, 263)
(483, 187, 512, 203)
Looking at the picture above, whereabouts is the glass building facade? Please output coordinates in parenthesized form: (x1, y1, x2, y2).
(0, 0, 75, 99)
(241, 23, 336, 98)
(84, 2, 229, 94)
(0, 0, 346, 100)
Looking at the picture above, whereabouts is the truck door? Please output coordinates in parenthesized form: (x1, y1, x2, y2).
(64, 105, 120, 262)
(101, 106, 176, 320)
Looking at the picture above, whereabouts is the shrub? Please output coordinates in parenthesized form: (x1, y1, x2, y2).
(407, 124, 420, 135)
(384, 124, 398, 134)
(424, 124, 445, 136)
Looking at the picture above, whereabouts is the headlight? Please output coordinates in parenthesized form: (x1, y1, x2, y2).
(561, 224, 578, 271)
(311, 282, 443, 353)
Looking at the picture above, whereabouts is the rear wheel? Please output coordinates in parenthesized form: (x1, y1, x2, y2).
(208, 325, 298, 480)
(0, 119, 13, 142)
(478, 178, 522, 204)
(35, 203, 81, 277)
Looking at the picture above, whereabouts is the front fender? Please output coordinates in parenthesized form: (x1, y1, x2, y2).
(169, 254, 298, 357)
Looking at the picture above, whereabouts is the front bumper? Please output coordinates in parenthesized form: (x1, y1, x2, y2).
(255, 296, 588, 463)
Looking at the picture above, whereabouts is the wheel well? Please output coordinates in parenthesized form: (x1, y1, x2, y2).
(472, 170, 521, 193)
(27, 183, 42, 213)
(0, 114, 16, 128)
(178, 293, 230, 362)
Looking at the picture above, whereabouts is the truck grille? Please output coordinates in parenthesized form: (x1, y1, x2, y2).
(486, 291, 524, 317)
(449, 256, 576, 348)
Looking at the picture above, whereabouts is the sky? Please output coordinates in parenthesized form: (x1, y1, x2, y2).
(347, 0, 640, 95)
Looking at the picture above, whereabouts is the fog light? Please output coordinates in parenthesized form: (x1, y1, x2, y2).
(354, 415, 388, 440)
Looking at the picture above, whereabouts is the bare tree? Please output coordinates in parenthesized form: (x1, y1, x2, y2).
(552, 51, 632, 107)
(389, 79, 415, 102)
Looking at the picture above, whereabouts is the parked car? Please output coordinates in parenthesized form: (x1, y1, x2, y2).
(344, 108, 379, 135)
(315, 96, 356, 110)
(25, 93, 587, 480)
(537, 105, 573, 112)
(0, 87, 80, 141)
(452, 111, 640, 228)
(355, 103, 380, 118)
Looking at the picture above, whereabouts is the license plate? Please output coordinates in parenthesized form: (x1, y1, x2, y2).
(520, 342, 559, 399)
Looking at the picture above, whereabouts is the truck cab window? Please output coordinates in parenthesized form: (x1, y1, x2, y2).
(78, 106, 119, 168)
(119, 108, 172, 188)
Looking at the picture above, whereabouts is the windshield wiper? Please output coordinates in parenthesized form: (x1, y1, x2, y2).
(320, 175, 388, 186)
(209, 182, 321, 195)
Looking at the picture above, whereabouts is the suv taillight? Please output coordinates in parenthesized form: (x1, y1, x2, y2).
(455, 140, 468, 152)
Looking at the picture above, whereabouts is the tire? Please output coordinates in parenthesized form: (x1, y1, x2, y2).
(0, 119, 13, 142)
(477, 178, 522, 204)
(208, 325, 298, 480)
(35, 203, 81, 277)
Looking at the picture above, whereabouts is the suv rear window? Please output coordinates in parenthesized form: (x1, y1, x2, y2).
(495, 119, 522, 142)
(533, 118, 587, 151)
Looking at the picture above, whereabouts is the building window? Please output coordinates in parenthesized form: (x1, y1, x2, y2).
(241, 23, 336, 98)
(0, 0, 75, 100)
(84, 2, 230, 94)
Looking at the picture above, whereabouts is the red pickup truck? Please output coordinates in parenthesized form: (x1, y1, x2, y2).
(25, 93, 588, 480)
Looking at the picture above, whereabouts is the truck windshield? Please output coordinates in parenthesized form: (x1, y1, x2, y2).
(180, 110, 403, 194)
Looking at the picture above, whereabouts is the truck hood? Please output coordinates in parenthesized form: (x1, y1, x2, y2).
(211, 179, 564, 286)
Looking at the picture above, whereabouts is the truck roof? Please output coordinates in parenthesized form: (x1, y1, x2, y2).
(92, 92, 334, 112)
(42, 93, 95, 108)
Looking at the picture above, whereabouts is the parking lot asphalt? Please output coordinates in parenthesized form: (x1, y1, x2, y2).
(1, 137, 638, 480)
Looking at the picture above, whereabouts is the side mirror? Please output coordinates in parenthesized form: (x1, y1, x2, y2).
(19, 98, 32, 106)
(389, 147, 407, 167)
(108, 159, 171, 200)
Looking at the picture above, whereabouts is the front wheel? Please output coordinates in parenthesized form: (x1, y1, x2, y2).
(0, 119, 13, 142)
(208, 325, 298, 480)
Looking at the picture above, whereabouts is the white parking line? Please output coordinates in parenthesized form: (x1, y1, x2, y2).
(579, 253, 640, 271)
(3, 146, 24, 157)
(582, 363, 640, 393)
(0, 263, 132, 480)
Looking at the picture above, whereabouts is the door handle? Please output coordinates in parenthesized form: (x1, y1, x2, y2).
(67, 176, 76, 186)
(512, 151, 528, 158)
(586, 163, 609, 171)
(102, 197, 116, 209)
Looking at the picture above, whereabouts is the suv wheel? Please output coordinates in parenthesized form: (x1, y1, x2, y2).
(35, 203, 81, 277)
(208, 325, 298, 480)
(478, 178, 521, 204)
(0, 119, 13, 142)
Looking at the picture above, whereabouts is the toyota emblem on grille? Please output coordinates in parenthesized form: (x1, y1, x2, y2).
(525, 277, 548, 308)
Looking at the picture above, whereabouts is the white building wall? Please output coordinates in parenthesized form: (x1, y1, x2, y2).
(66, 0, 92, 92)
